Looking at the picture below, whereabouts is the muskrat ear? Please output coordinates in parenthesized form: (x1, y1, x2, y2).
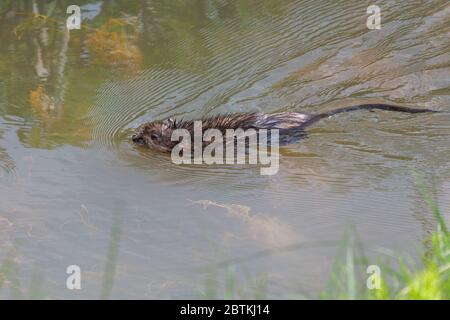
(163, 117, 176, 128)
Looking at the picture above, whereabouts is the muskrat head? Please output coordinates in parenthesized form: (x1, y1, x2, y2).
(131, 118, 176, 152)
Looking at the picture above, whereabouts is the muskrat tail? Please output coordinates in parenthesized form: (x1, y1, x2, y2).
(300, 103, 439, 129)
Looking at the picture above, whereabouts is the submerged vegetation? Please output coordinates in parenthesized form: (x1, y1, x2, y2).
(202, 189, 449, 300)
(29, 85, 56, 113)
(0, 174, 448, 299)
(0, 205, 124, 299)
(85, 17, 142, 68)
(199, 173, 449, 300)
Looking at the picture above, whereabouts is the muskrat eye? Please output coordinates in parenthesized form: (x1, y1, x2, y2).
(150, 133, 159, 141)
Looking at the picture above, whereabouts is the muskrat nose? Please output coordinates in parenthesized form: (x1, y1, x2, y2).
(131, 134, 146, 145)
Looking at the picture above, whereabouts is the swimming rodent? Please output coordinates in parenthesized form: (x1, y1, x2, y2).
(131, 104, 438, 152)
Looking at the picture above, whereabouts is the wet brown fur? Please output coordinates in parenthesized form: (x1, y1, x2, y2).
(132, 104, 437, 152)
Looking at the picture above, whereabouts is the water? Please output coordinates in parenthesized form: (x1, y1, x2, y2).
(0, 0, 449, 299)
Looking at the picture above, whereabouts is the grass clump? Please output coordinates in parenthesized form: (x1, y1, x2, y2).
(323, 174, 449, 300)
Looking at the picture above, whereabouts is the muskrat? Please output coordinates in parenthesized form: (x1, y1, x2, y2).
(131, 104, 438, 152)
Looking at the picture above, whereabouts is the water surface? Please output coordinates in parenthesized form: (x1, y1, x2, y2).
(0, 0, 449, 298)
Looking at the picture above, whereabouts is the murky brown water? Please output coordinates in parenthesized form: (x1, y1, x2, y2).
(0, 0, 449, 298)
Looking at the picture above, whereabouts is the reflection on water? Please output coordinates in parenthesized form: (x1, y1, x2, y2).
(0, 0, 449, 298)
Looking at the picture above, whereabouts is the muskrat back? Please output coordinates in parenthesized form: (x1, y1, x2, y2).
(131, 103, 438, 151)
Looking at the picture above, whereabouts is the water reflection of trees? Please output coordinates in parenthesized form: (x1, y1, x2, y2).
(0, 0, 288, 149)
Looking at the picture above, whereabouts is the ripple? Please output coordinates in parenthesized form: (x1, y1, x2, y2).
(85, 0, 450, 200)
(0, 148, 15, 179)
